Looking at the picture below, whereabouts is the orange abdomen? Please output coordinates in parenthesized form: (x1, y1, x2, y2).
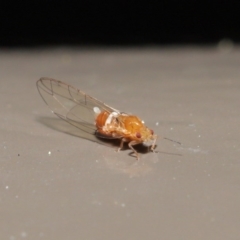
(95, 111, 109, 128)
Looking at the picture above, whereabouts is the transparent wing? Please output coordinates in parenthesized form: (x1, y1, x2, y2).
(36, 77, 120, 141)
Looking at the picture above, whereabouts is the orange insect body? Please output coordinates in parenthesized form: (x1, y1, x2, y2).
(95, 111, 152, 140)
(37, 78, 157, 160)
(95, 109, 157, 159)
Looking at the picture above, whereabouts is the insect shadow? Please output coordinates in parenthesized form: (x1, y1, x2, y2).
(36, 117, 182, 157)
(36, 116, 119, 147)
(36, 116, 152, 153)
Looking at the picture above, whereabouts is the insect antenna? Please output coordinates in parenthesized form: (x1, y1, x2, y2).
(163, 137, 181, 145)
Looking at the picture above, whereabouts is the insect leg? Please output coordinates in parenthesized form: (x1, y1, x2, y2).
(117, 138, 128, 152)
(128, 140, 141, 160)
(151, 134, 158, 152)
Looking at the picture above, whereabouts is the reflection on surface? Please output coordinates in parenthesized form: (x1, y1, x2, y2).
(37, 117, 181, 177)
(99, 146, 160, 177)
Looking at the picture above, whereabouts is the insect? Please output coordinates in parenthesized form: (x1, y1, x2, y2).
(37, 77, 157, 160)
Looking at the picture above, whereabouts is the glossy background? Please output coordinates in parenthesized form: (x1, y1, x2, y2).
(1, 46, 240, 239)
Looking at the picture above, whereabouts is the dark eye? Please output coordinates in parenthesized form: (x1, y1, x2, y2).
(136, 132, 141, 138)
(150, 129, 154, 135)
